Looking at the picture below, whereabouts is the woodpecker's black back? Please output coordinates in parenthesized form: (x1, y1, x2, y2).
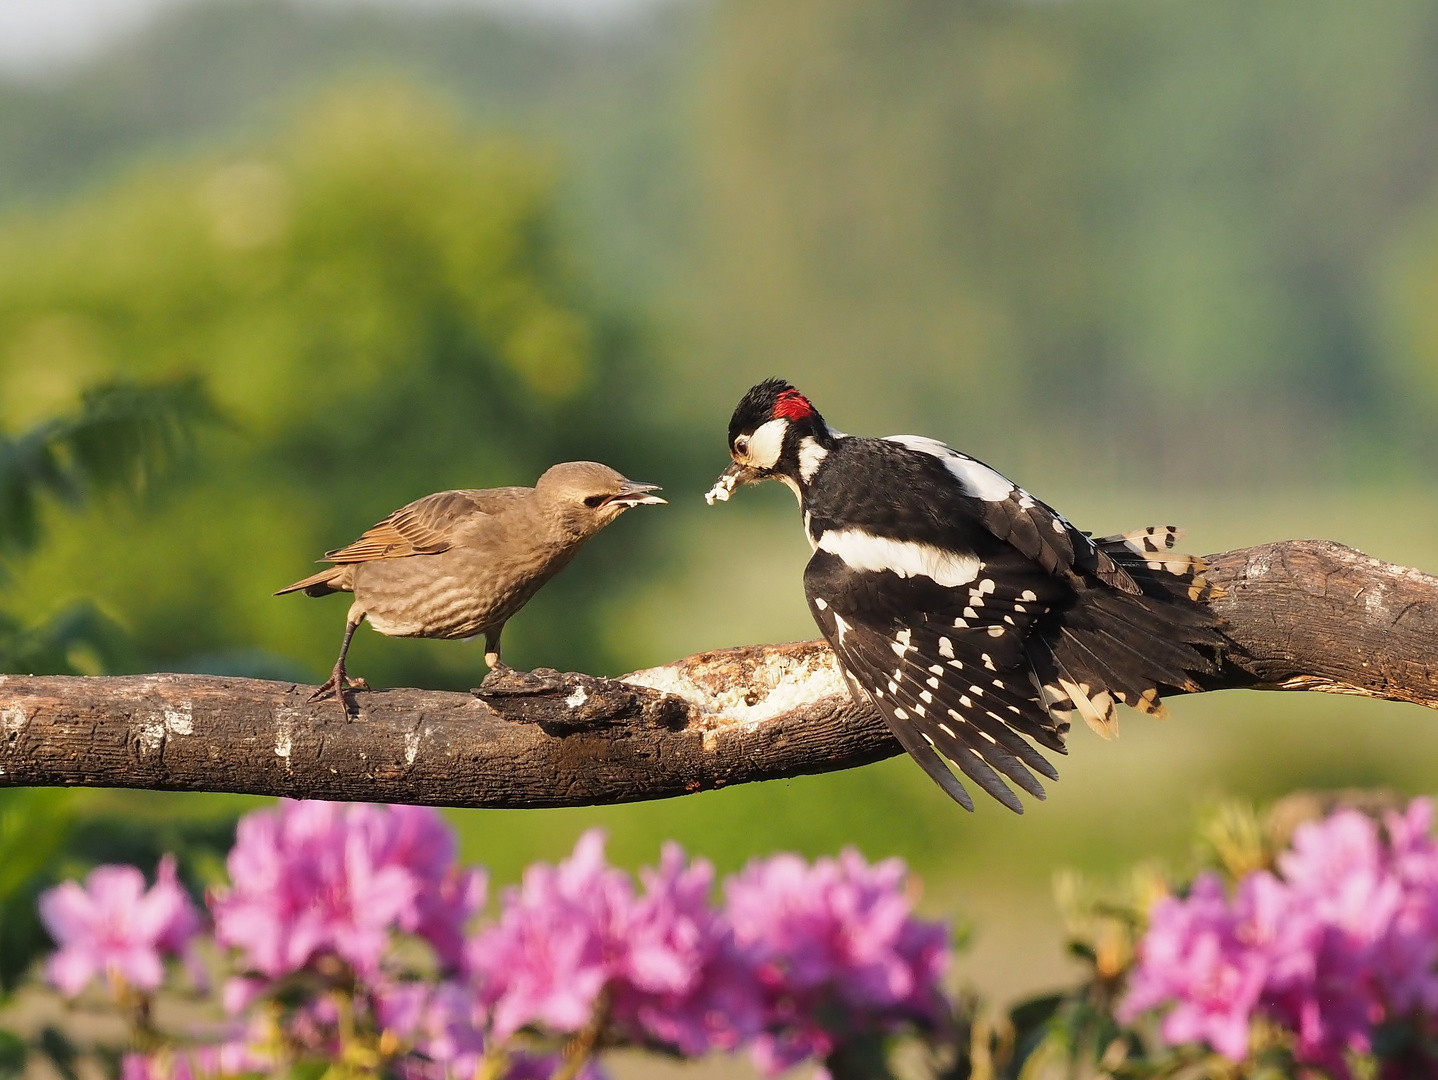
(711, 379, 1225, 813)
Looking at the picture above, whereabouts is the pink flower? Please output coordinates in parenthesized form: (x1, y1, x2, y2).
(470, 832, 763, 1055)
(120, 1040, 267, 1080)
(724, 848, 950, 1075)
(375, 979, 486, 1078)
(210, 801, 482, 986)
(611, 842, 761, 1054)
(502, 1053, 610, 1080)
(468, 829, 633, 1039)
(39, 855, 202, 997)
(1121, 873, 1272, 1061)
(368, 804, 486, 971)
(1123, 799, 1438, 1077)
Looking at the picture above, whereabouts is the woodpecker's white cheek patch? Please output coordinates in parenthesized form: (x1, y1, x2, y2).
(745, 418, 788, 470)
(884, 435, 1015, 502)
(817, 529, 981, 588)
(798, 437, 828, 482)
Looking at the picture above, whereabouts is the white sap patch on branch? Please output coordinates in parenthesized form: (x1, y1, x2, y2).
(624, 647, 851, 736)
(163, 705, 193, 736)
(2, 703, 28, 735)
(134, 701, 193, 757)
(404, 727, 422, 767)
(565, 686, 589, 708)
(274, 706, 298, 765)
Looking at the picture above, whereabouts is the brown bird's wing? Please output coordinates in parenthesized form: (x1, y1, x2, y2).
(323, 487, 528, 563)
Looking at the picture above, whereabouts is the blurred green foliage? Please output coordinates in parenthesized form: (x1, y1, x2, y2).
(0, 378, 213, 673)
(0, 83, 682, 686)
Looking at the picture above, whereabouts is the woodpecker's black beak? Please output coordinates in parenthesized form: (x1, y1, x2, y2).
(704, 462, 760, 505)
(602, 480, 666, 509)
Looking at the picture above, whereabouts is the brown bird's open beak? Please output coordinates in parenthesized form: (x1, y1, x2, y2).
(704, 461, 759, 505)
(603, 480, 666, 508)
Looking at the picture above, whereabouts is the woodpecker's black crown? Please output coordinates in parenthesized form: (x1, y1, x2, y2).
(727, 377, 826, 449)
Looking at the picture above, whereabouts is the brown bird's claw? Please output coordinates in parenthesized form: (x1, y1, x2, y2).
(310, 668, 366, 721)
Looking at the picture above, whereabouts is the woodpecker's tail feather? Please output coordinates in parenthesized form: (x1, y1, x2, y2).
(274, 565, 353, 597)
(1027, 526, 1225, 739)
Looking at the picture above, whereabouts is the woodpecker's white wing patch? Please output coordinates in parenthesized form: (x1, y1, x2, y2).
(816, 528, 981, 588)
(884, 434, 1139, 593)
(884, 435, 1014, 501)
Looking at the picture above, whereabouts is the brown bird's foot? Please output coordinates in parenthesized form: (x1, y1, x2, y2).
(472, 665, 566, 697)
(310, 668, 368, 721)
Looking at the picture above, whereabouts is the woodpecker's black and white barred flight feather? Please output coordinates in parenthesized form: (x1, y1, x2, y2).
(707, 378, 1225, 813)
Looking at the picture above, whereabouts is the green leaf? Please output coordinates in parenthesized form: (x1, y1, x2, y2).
(36, 1027, 79, 1080)
(0, 1029, 25, 1079)
(0, 375, 216, 557)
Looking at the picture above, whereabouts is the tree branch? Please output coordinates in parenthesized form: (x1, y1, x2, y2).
(2, 540, 1435, 808)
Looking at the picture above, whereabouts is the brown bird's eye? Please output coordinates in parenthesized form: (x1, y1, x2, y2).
(734, 436, 750, 457)
(584, 495, 607, 508)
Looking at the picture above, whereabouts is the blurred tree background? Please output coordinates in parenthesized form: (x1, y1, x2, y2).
(4, 0, 1438, 1034)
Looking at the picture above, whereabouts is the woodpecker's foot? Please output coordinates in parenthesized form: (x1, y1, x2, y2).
(309, 669, 368, 721)
(471, 666, 566, 697)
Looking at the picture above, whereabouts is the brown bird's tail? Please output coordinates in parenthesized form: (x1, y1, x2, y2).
(274, 566, 353, 597)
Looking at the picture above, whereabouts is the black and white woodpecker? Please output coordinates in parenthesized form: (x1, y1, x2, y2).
(706, 378, 1225, 813)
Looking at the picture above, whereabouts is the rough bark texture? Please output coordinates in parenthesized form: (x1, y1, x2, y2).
(1, 540, 1434, 808)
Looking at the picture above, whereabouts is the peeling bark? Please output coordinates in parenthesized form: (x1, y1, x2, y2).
(1, 540, 1434, 808)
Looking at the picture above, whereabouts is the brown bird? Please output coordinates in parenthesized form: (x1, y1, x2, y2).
(277, 461, 665, 717)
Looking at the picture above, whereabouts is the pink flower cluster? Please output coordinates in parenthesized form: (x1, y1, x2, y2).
(1121, 798, 1438, 1075)
(211, 800, 485, 981)
(726, 850, 950, 1073)
(38, 854, 201, 996)
(469, 832, 761, 1055)
(38, 800, 950, 1079)
(466, 833, 948, 1074)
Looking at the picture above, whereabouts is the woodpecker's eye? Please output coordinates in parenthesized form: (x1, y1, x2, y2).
(584, 494, 608, 508)
(734, 436, 750, 458)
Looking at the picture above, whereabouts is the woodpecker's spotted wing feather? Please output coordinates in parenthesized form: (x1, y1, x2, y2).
(803, 547, 1069, 813)
(826, 620, 1026, 812)
(882, 436, 1139, 594)
(1027, 527, 1225, 738)
(834, 663, 976, 811)
(324, 488, 526, 563)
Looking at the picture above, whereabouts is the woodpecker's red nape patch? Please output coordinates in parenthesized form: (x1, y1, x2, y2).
(774, 389, 815, 421)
